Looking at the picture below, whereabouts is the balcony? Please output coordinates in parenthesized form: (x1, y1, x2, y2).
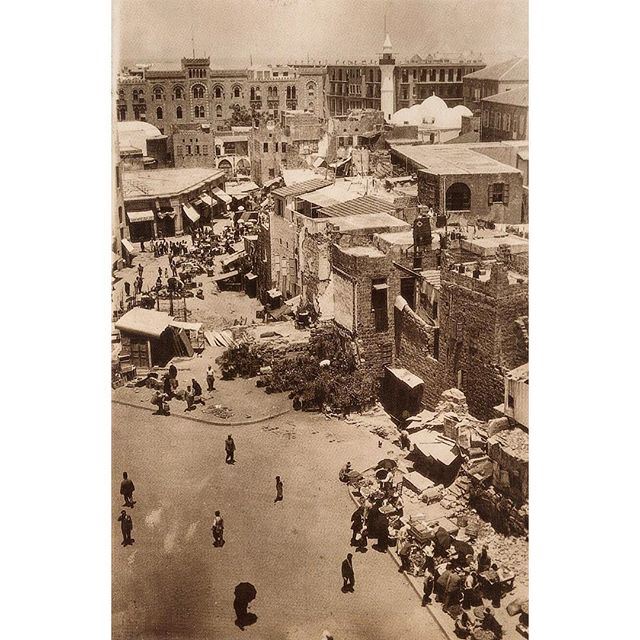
(286, 100, 297, 110)
(249, 99, 263, 109)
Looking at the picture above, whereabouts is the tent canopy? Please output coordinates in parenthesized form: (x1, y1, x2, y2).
(115, 307, 173, 339)
(127, 209, 155, 223)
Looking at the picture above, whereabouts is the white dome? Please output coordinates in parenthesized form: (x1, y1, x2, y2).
(420, 95, 448, 116)
(116, 121, 163, 155)
(390, 107, 413, 125)
(452, 105, 473, 117)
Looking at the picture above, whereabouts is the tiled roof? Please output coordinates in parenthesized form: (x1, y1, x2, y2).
(319, 195, 396, 218)
(464, 57, 528, 82)
(482, 86, 528, 108)
(272, 178, 333, 199)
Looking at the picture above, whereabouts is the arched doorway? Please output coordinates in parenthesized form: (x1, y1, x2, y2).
(218, 159, 233, 179)
(445, 182, 471, 211)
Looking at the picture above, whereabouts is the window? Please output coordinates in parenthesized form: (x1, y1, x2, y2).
(177, 145, 183, 156)
(482, 109, 489, 126)
(507, 394, 515, 409)
(216, 105, 222, 118)
(192, 84, 205, 99)
(446, 182, 471, 211)
(153, 87, 163, 101)
(286, 85, 296, 100)
(401, 69, 408, 82)
(195, 145, 200, 155)
(281, 141, 287, 152)
(186, 145, 192, 155)
(133, 107, 140, 120)
(456, 68, 462, 81)
(306, 81, 316, 98)
(474, 88, 481, 101)
(371, 278, 388, 332)
(233, 85, 241, 98)
(504, 113, 511, 131)
(176, 106, 183, 119)
(117, 106, 126, 121)
(489, 183, 509, 205)
(156, 107, 163, 119)
(132, 89, 139, 101)
(203, 145, 208, 155)
(263, 142, 269, 152)
(214, 85, 223, 99)
(194, 105, 205, 118)
(275, 142, 279, 152)
(448, 69, 454, 82)
(118, 205, 123, 223)
(173, 86, 184, 100)
(457, 369, 465, 390)
(439, 69, 445, 82)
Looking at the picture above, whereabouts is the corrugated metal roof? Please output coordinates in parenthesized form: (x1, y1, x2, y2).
(272, 178, 333, 199)
(319, 195, 396, 218)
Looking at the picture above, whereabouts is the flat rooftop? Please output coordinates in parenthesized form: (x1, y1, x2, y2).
(318, 193, 396, 218)
(375, 229, 414, 247)
(339, 245, 386, 258)
(122, 167, 225, 199)
(507, 362, 529, 383)
(462, 234, 529, 257)
(329, 211, 409, 233)
(391, 144, 521, 175)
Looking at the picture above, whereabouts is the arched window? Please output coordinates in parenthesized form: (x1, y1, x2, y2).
(173, 86, 184, 100)
(192, 84, 206, 99)
(308, 102, 314, 113)
(216, 105, 223, 118)
(194, 105, 205, 118)
(306, 81, 316, 98)
(445, 183, 471, 211)
(153, 86, 164, 101)
(132, 89, 139, 101)
(156, 107, 163, 119)
(133, 107, 140, 120)
(117, 106, 126, 121)
(213, 85, 223, 99)
(250, 86, 261, 101)
(232, 85, 241, 98)
(176, 105, 183, 119)
(286, 85, 296, 100)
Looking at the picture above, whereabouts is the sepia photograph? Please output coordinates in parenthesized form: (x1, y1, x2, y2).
(111, 1, 529, 638)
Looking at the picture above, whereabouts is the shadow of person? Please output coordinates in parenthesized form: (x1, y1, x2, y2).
(234, 582, 257, 630)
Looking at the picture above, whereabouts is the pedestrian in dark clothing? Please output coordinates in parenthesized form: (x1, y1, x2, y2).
(120, 471, 135, 507)
(274, 476, 283, 502)
(140, 241, 145, 252)
(212, 511, 224, 546)
(138, 264, 144, 277)
(422, 571, 434, 606)
(341, 553, 355, 591)
(191, 379, 205, 405)
(225, 435, 236, 464)
(117, 510, 134, 546)
(350, 507, 363, 545)
(477, 545, 491, 573)
(158, 267, 162, 277)
(169, 364, 178, 379)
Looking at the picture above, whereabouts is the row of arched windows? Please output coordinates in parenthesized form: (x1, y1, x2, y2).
(154, 105, 224, 120)
(144, 82, 317, 103)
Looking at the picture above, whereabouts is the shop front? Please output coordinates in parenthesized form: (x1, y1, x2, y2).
(182, 203, 201, 233)
(126, 209, 156, 242)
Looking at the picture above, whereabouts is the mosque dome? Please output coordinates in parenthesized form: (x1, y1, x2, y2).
(116, 121, 164, 155)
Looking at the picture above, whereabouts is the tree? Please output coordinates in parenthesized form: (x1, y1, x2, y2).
(226, 104, 263, 127)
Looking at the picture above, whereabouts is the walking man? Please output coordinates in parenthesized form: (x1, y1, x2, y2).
(398, 538, 413, 572)
(206, 365, 215, 392)
(212, 510, 224, 546)
(422, 570, 434, 606)
(341, 553, 355, 592)
(120, 471, 135, 507)
(225, 435, 236, 464)
(117, 510, 134, 546)
(274, 476, 283, 503)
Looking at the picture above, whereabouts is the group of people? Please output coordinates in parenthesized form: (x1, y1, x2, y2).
(117, 471, 136, 546)
(151, 363, 216, 416)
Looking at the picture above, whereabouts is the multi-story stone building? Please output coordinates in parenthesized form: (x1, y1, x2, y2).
(326, 35, 485, 119)
(463, 57, 528, 116)
(116, 57, 325, 166)
(480, 86, 528, 142)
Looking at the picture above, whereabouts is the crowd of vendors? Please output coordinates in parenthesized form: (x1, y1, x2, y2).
(339, 460, 527, 640)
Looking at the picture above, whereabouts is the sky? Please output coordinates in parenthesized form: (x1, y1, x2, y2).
(114, 0, 527, 69)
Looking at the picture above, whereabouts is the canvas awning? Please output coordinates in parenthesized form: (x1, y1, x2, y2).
(263, 177, 282, 188)
(226, 181, 260, 195)
(183, 204, 200, 223)
(127, 209, 155, 223)
(169, 320, 203, 332)
(221, 250, 246, 267)
(267, 288, 282, 298)
(212, 187, 232, 205)
(239, 210, 258, 221)
(313, 156, 326, 168)
(121, 238, 137, 255)
(373, 283, 389, 291)
(156, 209, 176, 219)
(200, 194, 214, 206)
(244, 272, 258, 281)
(213, 270, 240, 282)
(115, 307, 173, 339)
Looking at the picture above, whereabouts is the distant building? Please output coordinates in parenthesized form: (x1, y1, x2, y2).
(463, 57, 528, 115)
(480, 86, 528, 142)
(250, 111, 324, 185)
(116, 121, 169, 169)
(327, 35, 485, 119)
(172, 122, 216, 168)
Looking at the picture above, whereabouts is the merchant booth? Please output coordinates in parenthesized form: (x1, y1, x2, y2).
(156, 199, 176, 237)
(126, 208, 155, 242)
(382, 366, 425, 420)
(182, 203, 201, 234)
(115, 307, 195, 369)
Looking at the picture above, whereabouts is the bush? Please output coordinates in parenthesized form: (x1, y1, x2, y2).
(216, 343, 263, 379)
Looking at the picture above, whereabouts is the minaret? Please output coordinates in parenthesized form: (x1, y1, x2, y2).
(379, 32, 396, 121)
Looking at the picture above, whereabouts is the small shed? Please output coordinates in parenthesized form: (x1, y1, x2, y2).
(115, 308, 176, 369)
(382, 366, 425, 419)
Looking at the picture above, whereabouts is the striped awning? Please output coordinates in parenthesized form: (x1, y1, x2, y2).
(121, 238, 137, 255)
(182, 204, 200, 223)
(127, 209, 155, 223)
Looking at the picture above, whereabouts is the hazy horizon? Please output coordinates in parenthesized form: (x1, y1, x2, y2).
(114, 0, 528, 69)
